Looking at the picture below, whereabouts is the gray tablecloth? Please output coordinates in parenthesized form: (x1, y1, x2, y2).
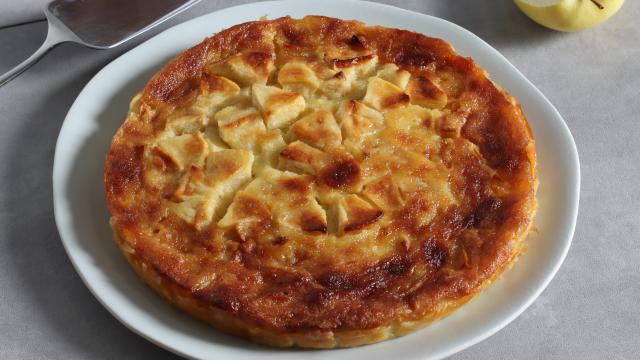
(0, 0, 48, 27)
(1, 0, 638, 359)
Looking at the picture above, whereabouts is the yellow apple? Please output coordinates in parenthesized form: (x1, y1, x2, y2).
(514, 0, 625, 32)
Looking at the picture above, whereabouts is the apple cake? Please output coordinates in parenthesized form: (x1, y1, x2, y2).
(104, 16, 537, 348)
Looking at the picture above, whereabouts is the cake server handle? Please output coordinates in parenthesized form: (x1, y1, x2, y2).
(0, 12, 75, 88)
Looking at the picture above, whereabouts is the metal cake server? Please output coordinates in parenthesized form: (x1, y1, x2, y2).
(0, 0, 200, 87)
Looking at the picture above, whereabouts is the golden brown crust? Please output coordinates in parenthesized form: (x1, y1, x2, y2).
(104, 16, 537, 348)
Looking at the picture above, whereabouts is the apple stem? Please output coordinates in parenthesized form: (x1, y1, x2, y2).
(590, 0, 604, 10)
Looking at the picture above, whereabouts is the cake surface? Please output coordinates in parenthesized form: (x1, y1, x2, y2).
(104, 16, 537, 348)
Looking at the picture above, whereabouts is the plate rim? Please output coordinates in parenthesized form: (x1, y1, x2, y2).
(52, 1, 580, 359)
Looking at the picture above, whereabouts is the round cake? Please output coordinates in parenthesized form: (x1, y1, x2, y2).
(104, 16, 537, 348)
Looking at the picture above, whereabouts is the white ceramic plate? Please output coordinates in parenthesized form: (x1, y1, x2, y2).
(52, 1, 580, 359)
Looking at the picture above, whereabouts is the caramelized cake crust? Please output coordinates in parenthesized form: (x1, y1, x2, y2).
(104, 16, 537, 348)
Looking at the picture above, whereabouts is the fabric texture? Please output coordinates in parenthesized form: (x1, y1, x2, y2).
(0, 0, 48, 27)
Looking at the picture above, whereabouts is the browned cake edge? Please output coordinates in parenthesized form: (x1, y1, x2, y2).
(112, 211, 533, 348)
